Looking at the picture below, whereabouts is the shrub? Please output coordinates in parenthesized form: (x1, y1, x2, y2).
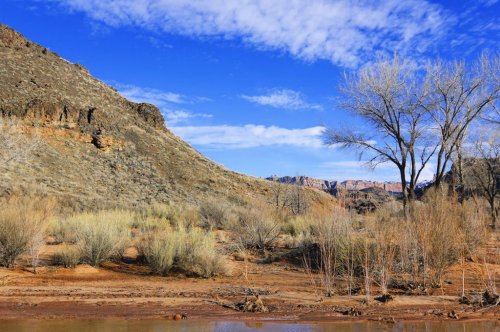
(234, 207, 280, 250)
(140, 203, 200, 229)
(459, 199, 488, 254)
(47, 217, 79, 244)
(199, 199, 228, 230)
(142, 203, 177, 221)
(140, 231, 176, 275)
(281, 216, 316, 248)
(53, 244, 81, 268)
(140, 225, 229, 278)
(413, 189, 462, 286)
(310, 207, 353, 296)
(71, 211, 132, 266)
(0, 196, 54, 268)
(175, 226, 229, 277)
(368, 212, 398, 296)
(27, 228, 46, 273)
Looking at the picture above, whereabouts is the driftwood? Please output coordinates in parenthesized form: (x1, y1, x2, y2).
(236, 295, 269, 313)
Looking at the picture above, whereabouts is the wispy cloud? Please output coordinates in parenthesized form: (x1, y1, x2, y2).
(117, 83, 185, 105)
(50, 0, 452, 67)
(114, 83, 211, 125)
(476, 0, 499, 6)
(450, 1, 499, 54)
(170, 125, 325, 149)
(242, 89, 322, 110)
(164, 110, 212, 125)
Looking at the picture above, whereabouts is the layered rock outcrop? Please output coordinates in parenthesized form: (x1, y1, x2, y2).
(267, 175, 402, 194)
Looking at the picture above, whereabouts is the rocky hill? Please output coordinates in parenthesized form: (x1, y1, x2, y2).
(0, 24, 334, 211)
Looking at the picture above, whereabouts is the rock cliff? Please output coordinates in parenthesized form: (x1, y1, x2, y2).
(267, 175, 402, 194)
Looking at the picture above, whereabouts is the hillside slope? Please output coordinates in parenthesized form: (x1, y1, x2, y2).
(0, 24, 334, 210)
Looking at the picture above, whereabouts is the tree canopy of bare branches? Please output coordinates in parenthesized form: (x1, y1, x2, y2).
(269, 182, 309, 216)
(324, 57, 435, 209)
(324, 54, 499, 209)
(462, 132, 500, 229)
(426, 54, 500, 187)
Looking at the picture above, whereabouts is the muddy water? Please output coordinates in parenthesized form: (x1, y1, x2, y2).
(0, 319, 498, 332)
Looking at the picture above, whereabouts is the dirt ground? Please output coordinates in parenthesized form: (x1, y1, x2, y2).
(0, 235, 498, 323)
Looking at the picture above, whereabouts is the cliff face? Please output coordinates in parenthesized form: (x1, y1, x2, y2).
(267, 175, 398, 213)
(267, 176, 402, 194)
(266, 176, 337, 191)
(0, 24, 335, 211)
(339, 180, 402, 193)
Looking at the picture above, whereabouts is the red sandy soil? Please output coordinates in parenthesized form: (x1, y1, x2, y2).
(0, 233, 498, 322)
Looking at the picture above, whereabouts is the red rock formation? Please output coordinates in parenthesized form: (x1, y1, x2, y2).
(268, 176, 402, 194)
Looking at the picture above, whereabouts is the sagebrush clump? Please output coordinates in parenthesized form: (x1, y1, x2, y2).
(140, 229, 176, 275)
(0, 196, 54, 268)
(199, 199, 228, 230)
(233, 205, 280, 250)
(70, 211, 133, 266)
(140, 223, 229, 278)
(52, 244, 81, 268)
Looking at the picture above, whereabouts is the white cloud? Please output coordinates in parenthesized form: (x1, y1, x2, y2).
(170, 125, 325, 149)
(242, 89, 322, 110)
(114, 83, 212, 125)
(164, 110, 212, 125)
(51, 0, 451, 67)
(116, 83, 185, 105)
(321, 161, 392, 169)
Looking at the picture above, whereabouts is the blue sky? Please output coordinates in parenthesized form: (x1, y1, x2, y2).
(2, 0, 498, 181)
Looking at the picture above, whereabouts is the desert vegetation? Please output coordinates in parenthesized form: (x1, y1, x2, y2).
(0, 196, 54, 271)
(0, 183, 496, 309)
(140, 223, 229, 278)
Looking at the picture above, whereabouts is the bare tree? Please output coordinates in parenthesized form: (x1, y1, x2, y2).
(289, 183, 309, 215)
(481, 108, 500, 125)
(425, 54, 500, 187)
(462, 132, 500, 229)
(324, 56, 435, 211)
(268, 183, 291, 212)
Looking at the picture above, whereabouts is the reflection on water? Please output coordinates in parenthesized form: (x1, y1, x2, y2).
(0, 319, 498, 332)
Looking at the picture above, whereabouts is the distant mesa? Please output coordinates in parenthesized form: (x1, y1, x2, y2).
(266, 175, 403, 195)
(266, 175, 403, 213)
